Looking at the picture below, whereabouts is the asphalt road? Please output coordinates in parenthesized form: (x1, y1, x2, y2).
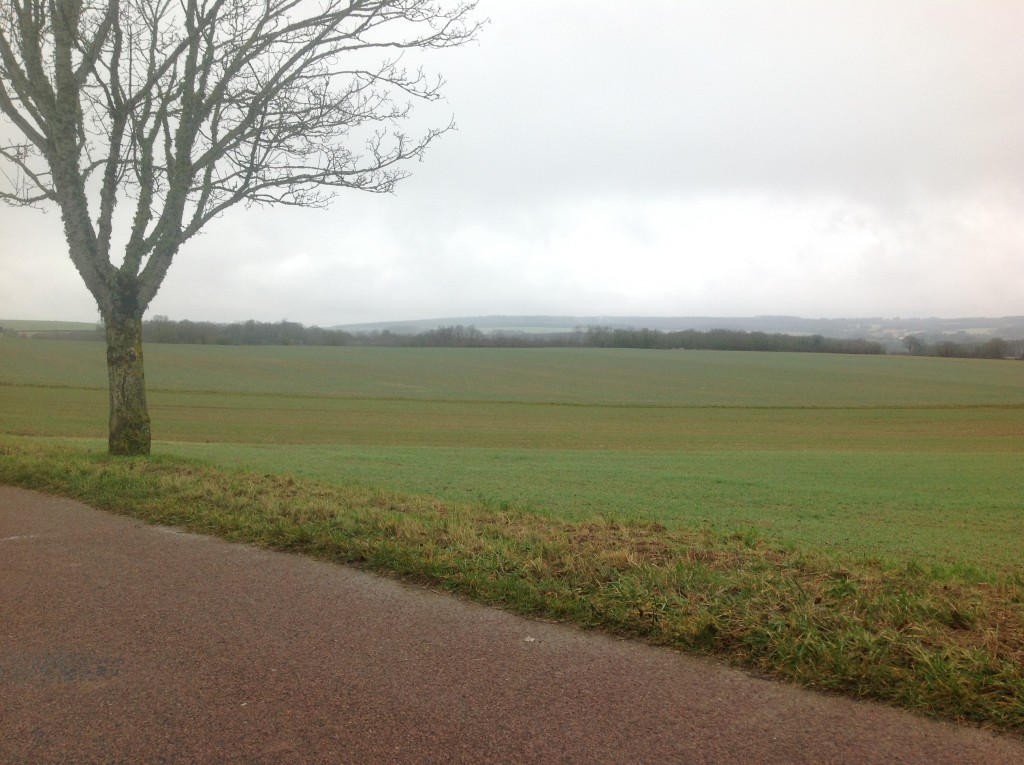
(2, 485, 1022, 764)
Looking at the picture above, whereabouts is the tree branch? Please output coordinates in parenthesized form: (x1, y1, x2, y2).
(1, 0, 484, 313)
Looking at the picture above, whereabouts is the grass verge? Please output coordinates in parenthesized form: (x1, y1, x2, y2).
(2, 438, 1022, 733)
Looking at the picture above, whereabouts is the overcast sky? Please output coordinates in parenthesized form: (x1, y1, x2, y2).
(2, 0, 1023, 325)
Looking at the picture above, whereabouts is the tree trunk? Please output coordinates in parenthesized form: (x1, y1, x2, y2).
(104, 309, 151, 456)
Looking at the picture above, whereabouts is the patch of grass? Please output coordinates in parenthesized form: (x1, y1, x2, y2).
(157, 442, 1024, 570)
(2, 438, 1022, 733)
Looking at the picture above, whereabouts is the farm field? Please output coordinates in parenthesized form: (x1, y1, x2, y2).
(2, 338, 1022, 568)
(3, 336, 1024, 730)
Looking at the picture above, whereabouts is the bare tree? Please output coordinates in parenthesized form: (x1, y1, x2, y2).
(903, 334, 926, 356)
(0, 0, 480, 454)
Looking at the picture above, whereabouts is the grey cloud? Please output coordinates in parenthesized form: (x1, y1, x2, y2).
(3, 0, 1022, 323)
(428, 0, 1024, 208)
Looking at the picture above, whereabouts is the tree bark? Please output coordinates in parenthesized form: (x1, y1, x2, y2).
(104, 307, 151, 456)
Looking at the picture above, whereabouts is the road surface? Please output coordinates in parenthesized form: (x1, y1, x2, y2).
(2, 486, 1021, 764)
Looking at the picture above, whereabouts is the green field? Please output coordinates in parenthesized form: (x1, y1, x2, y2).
(0, 319, 100, 333)
(3, 336, 1024, 729)
(2, 338, 1022, 567)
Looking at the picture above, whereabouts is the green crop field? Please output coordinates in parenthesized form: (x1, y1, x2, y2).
(2, 338, 1022, 567)
(3, 336, 1024, 730)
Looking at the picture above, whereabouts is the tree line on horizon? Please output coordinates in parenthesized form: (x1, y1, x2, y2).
(10, 317, 1023, 358)
(902, 334, 1022, 360)
(0, 317, 893, 356)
